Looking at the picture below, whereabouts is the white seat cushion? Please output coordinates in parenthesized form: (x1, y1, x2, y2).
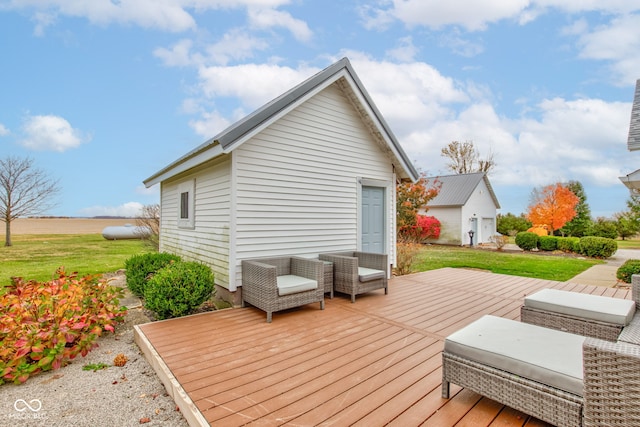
(444, 315, 585, 396)
(358, 267, 385, 282)
(525, 288, 636, 326)
(277, 275, 317, 296)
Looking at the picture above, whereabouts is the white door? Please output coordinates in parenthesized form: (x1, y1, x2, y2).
(361, 186, 385, 253)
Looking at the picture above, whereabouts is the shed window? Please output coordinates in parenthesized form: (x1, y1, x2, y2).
(180, 192, 189, 219)
(177, 179, 195, 229)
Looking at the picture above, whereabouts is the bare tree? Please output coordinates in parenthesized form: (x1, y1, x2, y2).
(441, 140, 496, 174)
(135, 203, 160, 251)
(0, 156, 60, 246)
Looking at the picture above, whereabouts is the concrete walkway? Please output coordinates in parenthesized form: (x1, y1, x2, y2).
(570, 248, 640, 288)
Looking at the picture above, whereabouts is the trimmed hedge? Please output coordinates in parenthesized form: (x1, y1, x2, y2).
(578, 236, 617, 259)
(515, 232, 539, 251)
(616, 259, 640, 283)
(124, 252, 182, 296)
(557, 237, 580, 253)
(538, 236, 558, 251)
(144, 261, 215, 320)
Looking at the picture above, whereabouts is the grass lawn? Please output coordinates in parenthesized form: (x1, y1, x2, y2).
(0, 234, 151, 286)
(411, 244, 603, 282)
(615, 239, 640, 249)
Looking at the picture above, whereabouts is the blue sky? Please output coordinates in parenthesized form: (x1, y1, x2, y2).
(1, 1, 639, 219)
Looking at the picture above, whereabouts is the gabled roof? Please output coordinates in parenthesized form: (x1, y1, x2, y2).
(425, 172, 500, 208)
(144, 57, 419, 187)
(628, 79, 640, 151)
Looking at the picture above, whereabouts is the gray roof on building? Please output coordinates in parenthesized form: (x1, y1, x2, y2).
(426, 172, 500, 208)
(629, 79, 640, 151)
(144, 57, 419, 187)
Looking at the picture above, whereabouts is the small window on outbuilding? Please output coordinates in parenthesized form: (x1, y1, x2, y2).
(177, 179, 195, 229)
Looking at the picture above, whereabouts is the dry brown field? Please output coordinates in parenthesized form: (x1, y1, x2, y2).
(1, 218, 137, 235)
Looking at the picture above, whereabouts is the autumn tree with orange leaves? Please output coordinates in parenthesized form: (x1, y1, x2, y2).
(526, 183, 580, 236)
(396, 173, 441, 242)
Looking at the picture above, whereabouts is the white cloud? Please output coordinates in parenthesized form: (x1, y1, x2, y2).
(197, 62, 318, 109)
(5, 0, 298, 33)
(0, 123, 9, 136)
(386, 36, 418, 62)
(20, 115, 89, 152)
(363, 0, 640, 32)
(573, 13, 640, 85)
(247, 6, 312, 42)
(205, 28, 270, 65)
(78, 201, 144, 217)
(154, 39, 201, 67)
(189, 110, 233, 137)
(362, 0, 530, 31)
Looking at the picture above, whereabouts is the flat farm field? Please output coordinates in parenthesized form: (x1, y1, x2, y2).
(1, 218, 136, 235)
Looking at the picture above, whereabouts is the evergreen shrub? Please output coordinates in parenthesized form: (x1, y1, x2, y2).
(616, 259, 640, 283)
(144, 261, 215, 320)
(124, 252, 181, 296)
(578, 236, 617, 259)
(538, 236, 558, 251)
(557, 237, 580, 253)
(515, 232, 539, 251)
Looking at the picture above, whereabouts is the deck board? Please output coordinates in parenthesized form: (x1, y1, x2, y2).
(135, 267, 633, 426)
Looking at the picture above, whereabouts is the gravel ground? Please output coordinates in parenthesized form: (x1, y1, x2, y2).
(0, 273, 189, 427)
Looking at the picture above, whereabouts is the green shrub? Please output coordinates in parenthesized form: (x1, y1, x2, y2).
(616, 259, 640, 283)
(557, 237, 580, 253)
(578, 236, 618, 258)
(0, 269, 126, 384)
(124, 252, 181, 296)
(144, 261, 215, 320)
(515, 232, 539, 251)
(538, 236, 558, 251)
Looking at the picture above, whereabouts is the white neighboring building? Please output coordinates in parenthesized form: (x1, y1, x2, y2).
(422, 172, 500, 246)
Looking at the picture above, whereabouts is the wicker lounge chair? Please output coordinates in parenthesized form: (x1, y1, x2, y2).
(241, 256, 324, 323)
(442, 315, 640, 427)
(521, 276, 640, 344)
(319, 251, 387, 303)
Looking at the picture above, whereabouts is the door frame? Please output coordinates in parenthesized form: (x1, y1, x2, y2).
(357, 177, 392, 257)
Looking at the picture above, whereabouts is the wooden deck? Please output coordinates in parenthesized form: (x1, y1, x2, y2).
(134, 268, 632, 427)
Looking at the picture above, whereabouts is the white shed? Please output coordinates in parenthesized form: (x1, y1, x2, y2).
(143, 58, 419, 304)
(423, 172, 500, 246)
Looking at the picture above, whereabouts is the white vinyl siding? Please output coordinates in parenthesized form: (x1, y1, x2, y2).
(427, 207, 462, 245)
(231, 83, 394, 288)
(159, 156, 232, 288)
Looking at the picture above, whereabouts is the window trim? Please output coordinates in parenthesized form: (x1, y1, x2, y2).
(177, 179, 195, 229)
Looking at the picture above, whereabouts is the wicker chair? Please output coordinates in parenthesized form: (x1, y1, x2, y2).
(442, 315, 640, 427)
(319, 251, 387, 303)
(241, 256, 324, 323)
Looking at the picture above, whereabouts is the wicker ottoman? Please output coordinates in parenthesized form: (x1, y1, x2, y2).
(443, 315, 585, 427)
(521, 288, 636, 341)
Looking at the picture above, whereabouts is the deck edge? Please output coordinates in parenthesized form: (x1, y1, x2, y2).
(134, 324, 210, 427)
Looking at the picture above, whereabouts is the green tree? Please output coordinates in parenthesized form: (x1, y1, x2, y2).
(496, 213, 532, 236)
(614, 211, 640, 240)
(558, 181, 592, 237)
(587, 217, 618, 239)
(440, 140, 496, 174)
(627, 194, 640, 221)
